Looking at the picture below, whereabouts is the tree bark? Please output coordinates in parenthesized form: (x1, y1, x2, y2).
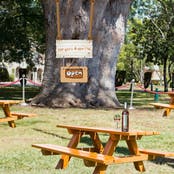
(32, 0, 132, 108)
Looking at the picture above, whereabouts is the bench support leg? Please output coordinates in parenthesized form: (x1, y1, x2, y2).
(126, 139, 145, 172)
(83, 132, 104, 167)
(2, 105, 16, 128)
(163, 108, 171, 117)
(93, 135, 119, 174)
(56, 132, 83, 169)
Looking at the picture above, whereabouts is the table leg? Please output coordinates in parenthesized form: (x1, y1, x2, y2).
(2, 104, 16, 128)
(93, 135, 119, 174)
(169, 95, 174, 105)
(56, 132, 82, 169)
(163, 108, 171, 117)
(89, 132, 104, 153)
(126, 139, 145, 172)
(82, 132, 104, 167)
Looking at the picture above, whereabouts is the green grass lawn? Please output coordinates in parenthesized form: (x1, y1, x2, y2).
(0, 87, 174, 174)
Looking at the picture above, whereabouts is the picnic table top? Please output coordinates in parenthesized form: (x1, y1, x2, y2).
(57, 124, 160, 136)
(0, 100, 22, 105)
(165, 91, 174, 94)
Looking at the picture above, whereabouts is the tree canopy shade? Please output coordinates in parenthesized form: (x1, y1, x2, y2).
(32, 0, 132, 108)
(0, 0, 45, 65)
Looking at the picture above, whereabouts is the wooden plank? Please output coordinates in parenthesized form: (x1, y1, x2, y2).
(11, 112, 37, 118)
(150, 103, 174, 109)
(0, 116, 18, 123)
(113, 154, 148, 164)
(139, 149, 174, 158)
(32, 144, 149, 165)
(0, 100, 21, 105)
(32, 144, 114, 165)
(57, 124, 159, 137)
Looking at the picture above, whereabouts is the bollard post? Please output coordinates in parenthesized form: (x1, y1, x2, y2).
(150, 83, 153, 91)
(154, 88, 159, 102)
(129, 79, 135, 110)
(21, 75, 28, 106)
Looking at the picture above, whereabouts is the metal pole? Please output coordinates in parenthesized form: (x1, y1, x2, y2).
(21, 74, 28, 106)
(129, 79, 135, 110)
(22, 75, 25, 102)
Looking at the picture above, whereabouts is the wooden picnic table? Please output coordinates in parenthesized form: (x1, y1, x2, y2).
(166, 91, 174, 104)
(150, 91, 174, 117)
(32, 124, 162, 174)
(0, 100, 36, 128)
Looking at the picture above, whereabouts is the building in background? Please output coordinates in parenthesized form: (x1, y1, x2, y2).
(0, 54, 45, 84)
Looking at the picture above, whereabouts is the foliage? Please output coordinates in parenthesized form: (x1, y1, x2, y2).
(0, 0, 45, 66)
(0, 67, 10, 81)
(118, 0, 174, 90)
(135, 0, 174, 91)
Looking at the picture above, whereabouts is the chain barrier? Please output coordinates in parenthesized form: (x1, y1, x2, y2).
(0, 79, 42, 87)
(116, 83, 172, 95)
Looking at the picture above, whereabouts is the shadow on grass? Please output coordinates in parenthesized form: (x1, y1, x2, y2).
(17, 120, 46, 126)
(152, 157, 174, 169)
(33, 128, 70, 140)
(80, 136, 130, 155)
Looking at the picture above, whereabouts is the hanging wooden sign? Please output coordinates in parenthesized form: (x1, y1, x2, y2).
(56, 40, 93, 58)
(60, 66, 88, 83)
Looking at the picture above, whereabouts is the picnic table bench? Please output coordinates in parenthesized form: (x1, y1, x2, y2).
(150, 92, 174, 117)
(31, 124, 174, 174)
(150, 103, 174, 117)
(0, 100, 37, 128)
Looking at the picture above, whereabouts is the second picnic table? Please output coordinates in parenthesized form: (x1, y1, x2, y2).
(0, 100, 36, 128)
(150, 91, 174, 117)
(32, 124, 168, 174)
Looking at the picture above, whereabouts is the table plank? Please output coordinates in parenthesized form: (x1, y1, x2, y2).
(57, 124, 160, 136)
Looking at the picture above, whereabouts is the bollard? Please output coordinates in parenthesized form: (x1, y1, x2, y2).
(154, 88, 159, 102)
(151, 83, 153, 91)
(129, 79, 135, 109)
(21, 75, 28, 106)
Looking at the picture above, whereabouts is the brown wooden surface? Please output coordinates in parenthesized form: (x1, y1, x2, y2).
(0, 100, 35, 127)
(150, 102, 174, 117)
(150, 103, 174, 109)
(32, 144, 149, 165)
(57, 124, 159, 137)
(166, 92, 174, 105)
(32, 125, 161, 174)
(32, 144, 115, 165)
(11, 112, 37, 118)
(0, 100, 21, 127)
(52, 125, 159, 173)
(0, 100, 21, 105)
(139, 149, 174, 158)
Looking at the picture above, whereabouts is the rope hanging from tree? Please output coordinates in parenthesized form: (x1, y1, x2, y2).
(55, 0, 95, 40)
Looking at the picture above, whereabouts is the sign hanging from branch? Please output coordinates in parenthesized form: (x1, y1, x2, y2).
(56, 40, 93, 58)
(60, 66, 88, 83)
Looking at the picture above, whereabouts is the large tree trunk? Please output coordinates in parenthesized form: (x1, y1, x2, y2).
(32, 0, 132, 108)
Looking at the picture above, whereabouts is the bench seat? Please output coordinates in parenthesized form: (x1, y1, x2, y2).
(139, 149, 174, 160)
(150, 103, 174, 109)
(150, 103, 174, 116)
(32, 144, 148, 165)
(0, 116, 18, 123)
(11, 112, 37, 118)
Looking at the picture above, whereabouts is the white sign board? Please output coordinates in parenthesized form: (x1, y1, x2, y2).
(56, 40, 93, 58)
